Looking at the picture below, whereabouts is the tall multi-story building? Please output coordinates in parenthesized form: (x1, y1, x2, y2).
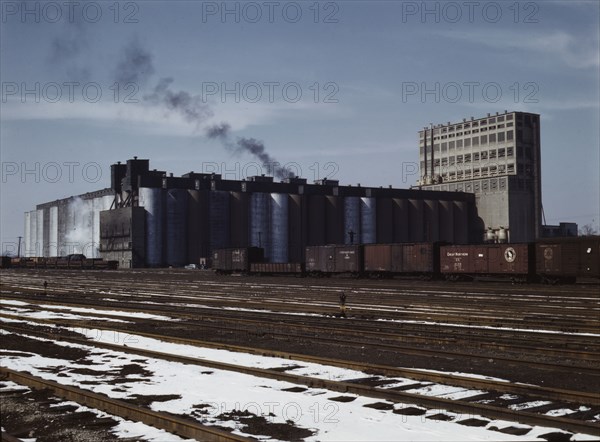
(417, 111, 542, 243)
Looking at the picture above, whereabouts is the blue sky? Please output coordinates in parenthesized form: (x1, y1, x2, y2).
(1, 0, 599, 252)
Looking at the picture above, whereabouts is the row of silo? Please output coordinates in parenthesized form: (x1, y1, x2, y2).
(23, 194, 115, 258)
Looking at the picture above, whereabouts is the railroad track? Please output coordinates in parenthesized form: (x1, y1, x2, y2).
(2, 322, 599, 437)
(4, 270, 599, 314)
(2, 299, 599, 368)
(0, 367, 253, 442)
(3, 295, 599, 368)
(3, 284, 599, 338)
(2, 275, 599, 333)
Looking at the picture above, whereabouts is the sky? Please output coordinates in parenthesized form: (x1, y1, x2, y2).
(1, 0, 599, 253)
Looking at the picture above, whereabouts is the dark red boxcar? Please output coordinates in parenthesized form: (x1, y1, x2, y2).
(441, 244, 533, 276)
(334, 245, 362, 273)
(578, 237, 600, 278)
(213, 247, 264, 273)
(364, 244, 393, 273)
(305, 245, 335, 273)
(536, 241, 579, 278)
(305, 245, 362, 274)
(402, 243, 437, 273)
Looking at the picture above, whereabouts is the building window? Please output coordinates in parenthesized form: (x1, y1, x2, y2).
(480, 135, 488, 144)
(474, 152, 480, 161)
(498, 132, 505, 142)
(507, 163, 515, 173)
(441, 158, 448, 166)
(507, 130, 514, 140)
(481, 151, 488, 160)
(498, 116, 505, 122)
(464, 138, 470, 147)
(449, 141, 455, 150)
(441, 142, 447, 151)
(457, 155, 463, 164)
(489, 133, 496, 143)
(507, 147, 513, 156)
(489, 150, 497, 159)
(472, 137, 479, 146)
(498, 148, 506, 158)
(507, 114, 513, 120)
(449, 156, 455, 165)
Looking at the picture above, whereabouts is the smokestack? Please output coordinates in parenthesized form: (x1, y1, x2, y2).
(423, 128, 428, 181)
(430, 125, 435, 182)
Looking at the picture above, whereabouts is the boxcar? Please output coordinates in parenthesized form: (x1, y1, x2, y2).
(212, 247, 264, 274)
(536, 241, 578, 283)
(537, 236, 600, 282)
(305, 245, 362, 275)
(578, 236, 600, 278)
(363, 243, 438, 277)
(441, 244, 534, 281)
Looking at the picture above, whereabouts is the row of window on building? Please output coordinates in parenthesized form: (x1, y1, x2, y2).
(422, 162, 534, 182)
(427, 177, 533, 193)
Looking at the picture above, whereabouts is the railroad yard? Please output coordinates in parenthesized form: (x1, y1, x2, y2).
(1, 269, 599, 441)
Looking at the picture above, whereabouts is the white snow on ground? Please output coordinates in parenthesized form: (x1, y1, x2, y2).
(1, 300, 30, 307)
(48, 401, 195, 442)
(0, 306, 130, 323)
(375, 318, 600, 337)
(545, 406, 590, 417)
(509, 401, 553, 411)
(0, 299, 175, 321)
(1, 329, 598, 441)
(0, 379, 31, 392)
(38, 304, 176, 320)
(0, 379, 192, 441)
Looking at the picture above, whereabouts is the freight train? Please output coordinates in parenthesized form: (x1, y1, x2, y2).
(0, 254, 118, 270)
(212, 236, 600, 284)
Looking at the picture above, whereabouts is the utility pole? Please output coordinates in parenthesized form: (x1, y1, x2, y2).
(17, 236, 22, 258)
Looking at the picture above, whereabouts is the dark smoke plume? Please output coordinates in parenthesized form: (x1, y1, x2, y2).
(206, 123, 296, 179)
(205, 122, 231, 140)
(144, 78, 213, 126)
(47, 17, 90, 81)
(114, 38, 155, 86)
(47, 25, 292, 178)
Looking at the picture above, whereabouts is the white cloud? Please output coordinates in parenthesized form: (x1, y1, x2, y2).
(1, 97, 349, 136)
(435, 29, 599, 69)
